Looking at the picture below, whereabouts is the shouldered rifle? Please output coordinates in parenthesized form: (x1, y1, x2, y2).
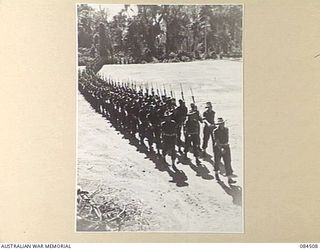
(156, 82, 160, 96)
(151, 82, 155, 96)
(190, 87, 195, 103)
(180, 83, 184, 101)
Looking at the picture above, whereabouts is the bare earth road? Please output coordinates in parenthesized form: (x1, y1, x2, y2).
(77, 60, 243, 232)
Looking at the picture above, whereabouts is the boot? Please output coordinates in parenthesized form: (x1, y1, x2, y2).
(228, 179, 237, 184)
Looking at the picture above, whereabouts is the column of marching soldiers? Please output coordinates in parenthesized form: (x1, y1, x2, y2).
(78, 69, 237, 184)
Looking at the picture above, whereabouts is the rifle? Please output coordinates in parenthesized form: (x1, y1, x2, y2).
(170, 84, 173, 98)
(180, 83, 185, 101)
(163, 84, 167, 97)
(156, 82, 160, 96)
(190, 87, 195, 103)
(151, 82, 155, 96)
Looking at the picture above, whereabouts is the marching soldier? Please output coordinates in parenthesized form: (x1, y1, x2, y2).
(79, 69, 238, 185)
(184, 110, 201, 165)
(147, 105, 162, 155)
(161, 111, 178, 169)
(213, 117, 237, 184)
(202, 101, 215, 154)
(173, 99, 187, 153)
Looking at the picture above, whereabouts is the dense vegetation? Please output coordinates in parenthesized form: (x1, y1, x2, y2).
(77, 4, 242, 68)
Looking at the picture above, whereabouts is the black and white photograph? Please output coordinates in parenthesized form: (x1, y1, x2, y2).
(76, 4, 243, 232)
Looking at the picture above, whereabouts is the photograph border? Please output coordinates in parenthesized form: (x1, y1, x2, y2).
(75, 2, 245, 234)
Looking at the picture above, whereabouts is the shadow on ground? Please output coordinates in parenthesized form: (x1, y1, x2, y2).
(217, 181, 242, 206)
(89, 107, 242, 201)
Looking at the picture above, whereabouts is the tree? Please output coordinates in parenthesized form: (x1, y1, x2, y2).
(77, 4, 243, 66)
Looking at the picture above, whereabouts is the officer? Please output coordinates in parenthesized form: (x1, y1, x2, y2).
(184, 110, 201, 165)
(161, 111, 178, 168)
(213, 117, 237, 184)
(202, 101, 216, 154)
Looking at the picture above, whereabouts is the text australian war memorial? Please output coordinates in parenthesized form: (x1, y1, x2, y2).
(76, 4, 243, 232)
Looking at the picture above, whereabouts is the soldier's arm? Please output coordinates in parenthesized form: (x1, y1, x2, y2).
(203, 112, 210, 126)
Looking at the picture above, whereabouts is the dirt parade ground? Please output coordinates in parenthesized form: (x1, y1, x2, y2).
(77, 60, 243, 232)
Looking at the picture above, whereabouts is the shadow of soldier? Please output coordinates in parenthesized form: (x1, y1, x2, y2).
(176, 154, 214, 180)
(122, 132, 189, 187)
(201, 153, 227, 175)
(217, 181, 242, 206)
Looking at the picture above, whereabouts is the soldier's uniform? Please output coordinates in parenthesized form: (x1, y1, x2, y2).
(213, 118, 236, 184)
(202, 102, 216, 152)
(189, 103, 202, 123)
(161, 112, 177, 166)
(184, 111, 201, 164)
(147, 106, 162, 154)
(173, 99, 187, 152)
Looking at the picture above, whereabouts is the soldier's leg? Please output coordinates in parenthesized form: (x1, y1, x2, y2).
(114, 111, 119, 127)
(97, 100, 101, 113)
(162, 136, 168, 158)
(147, 130, 154, 152)
(148, 139, 153, 152)
(222, 146, 234, 177)
(177, 124, 182, 145)
(131, 119, 138, 138)
(154, 128, 161, 155)
(125, 116, 130, 132)
(116, 110, 121, 127)
(141, 132, 146, 146)
(95, 99, 100, 112)
(138, 124, 145, 145)
(195, 134, 201, 159)
(192, 134, 201, 164)
(184, 135, 191, 156)
(106, 103, 110, 117)
(213, 146, 222, 180)
(170, 137, 177, 167)
(202, 125, 210, 150)
(210, 127, 215, 149)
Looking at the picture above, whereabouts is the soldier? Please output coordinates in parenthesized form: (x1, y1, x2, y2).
(202, 101, 216, 154)
(161, 111, 178, 168)
(184, 110, 201, 165)
(173, 99, 187, 153)
(147, 105, 162, 155)
(213, 117, 237, 184)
